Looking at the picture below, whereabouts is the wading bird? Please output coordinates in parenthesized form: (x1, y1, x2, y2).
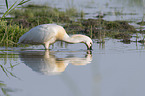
(18, 24, 93, 50)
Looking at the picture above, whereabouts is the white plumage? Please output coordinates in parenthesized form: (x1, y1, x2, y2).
(18, 24, 93, 50)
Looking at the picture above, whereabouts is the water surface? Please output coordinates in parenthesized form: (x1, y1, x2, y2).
(0, 0, 145, 21)
(1, 39, 145, 96)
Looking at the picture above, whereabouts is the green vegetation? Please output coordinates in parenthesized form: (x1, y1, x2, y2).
(64, 18, 137, 38)
(0, 0, 30, 47)
(1, 0, 30, 19)
(0, 3, 145, 46)
(0, 20, 28, 47)
(137, 21, 145, 25)
(9, 4, 83, 28)
(0, 81, 14, 96)
(0, 56, 19, 96)
(0, 4, 83, 47)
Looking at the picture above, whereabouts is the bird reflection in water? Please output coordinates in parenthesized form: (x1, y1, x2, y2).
(19, 50, 92, 75)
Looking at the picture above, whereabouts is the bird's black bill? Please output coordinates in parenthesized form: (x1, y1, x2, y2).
(88, 46, 92, 50)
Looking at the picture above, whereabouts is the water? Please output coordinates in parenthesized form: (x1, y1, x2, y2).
(0, 0, 145, 21)
(1, 0, 145, 96)
(1, 39, 145, 96)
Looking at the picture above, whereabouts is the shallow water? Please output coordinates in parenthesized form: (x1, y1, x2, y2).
(1, 0, 145, 96)
(1, 39, 145, 96)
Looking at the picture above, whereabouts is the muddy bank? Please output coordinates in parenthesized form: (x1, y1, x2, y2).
(64, 19, 136, 37)
(64, 19, 145, 44)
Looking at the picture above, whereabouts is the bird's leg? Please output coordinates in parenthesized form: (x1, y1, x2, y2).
(44, 42, 50, 50)
(44, 50, 50, 58)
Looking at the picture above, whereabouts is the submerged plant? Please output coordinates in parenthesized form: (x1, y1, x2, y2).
(0, 62, 18, 95)
(0, 81, 14, 96)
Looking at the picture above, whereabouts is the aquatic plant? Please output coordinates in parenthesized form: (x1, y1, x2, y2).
(0, 61, 18, 96)
(0, 4, 85, 47)
(0, 2, 142, 46)
(64, 18, 137, 40)
(9, 4, 83, 28)
(0, 20, 29, 47)
(0, 81, 14, 96)
(1, 0, 30, 20)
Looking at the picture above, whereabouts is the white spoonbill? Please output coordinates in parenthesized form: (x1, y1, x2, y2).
(18, 24, 93, 50)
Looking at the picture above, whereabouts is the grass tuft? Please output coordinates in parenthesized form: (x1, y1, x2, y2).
(0, 20, 28, 47)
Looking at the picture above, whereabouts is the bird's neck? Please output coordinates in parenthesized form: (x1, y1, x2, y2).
(63, 35, 84, 44)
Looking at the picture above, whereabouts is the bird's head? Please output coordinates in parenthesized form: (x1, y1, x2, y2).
(69, 34, 93, 50)
(84, 37, 93, 50)
(76, 35, 93, 50)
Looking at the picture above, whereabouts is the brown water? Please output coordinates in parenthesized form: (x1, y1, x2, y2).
(1, 38, 145, 96)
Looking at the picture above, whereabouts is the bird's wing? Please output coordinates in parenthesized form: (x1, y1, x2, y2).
(18, 25, 57, 44)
